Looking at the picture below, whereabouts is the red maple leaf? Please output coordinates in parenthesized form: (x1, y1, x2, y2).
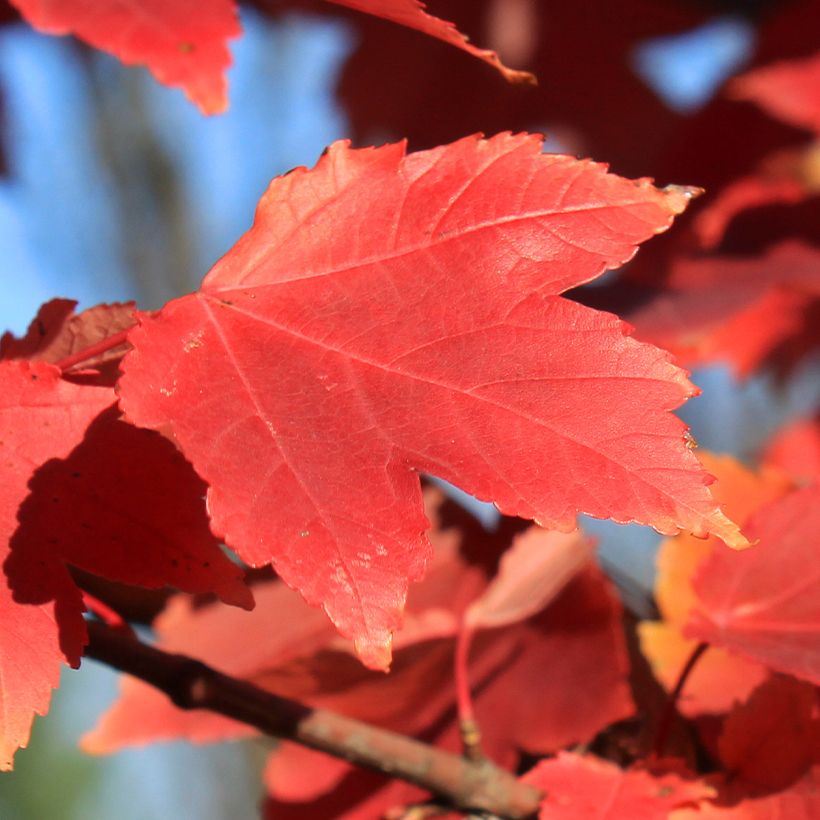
(691, 145, 820, 250)
(732, 51, 820, 135)
(0, 302, 254, 768)
(521, 753, 710, 819)
(670, 767, 820, 819)
(0, 298, 136, 374)
(763, 415, 820, 484)
(686, 484, 820, 685)
(0, 360, 111, 770)
(627, 241, 820, 378)
(2, 300, 252, 609)
(717, 675, 820, 794)
(9, 406, 253, 609)
(9, 0, 241, 114)
(638, 454, 785, 717)
(117, 133, 745, 668)
(9, 0, 529, 114)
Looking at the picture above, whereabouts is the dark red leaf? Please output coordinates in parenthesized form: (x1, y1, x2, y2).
(0, 299, 136, 385)
(717, 675, 820, 793)
(627, 241, 820, 378)
(691, 145, 820, 250)
(327, 0, 533, 84)
(0, 360, 112, 769)
(732, 51, 820, 135)
(10, 407, 253, 609)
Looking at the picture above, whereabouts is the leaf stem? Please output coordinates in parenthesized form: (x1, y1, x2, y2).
(83, 621, 541, 819)
(81, 592, 133, 635)
(653, 641, 709, 757)
(55, 329, 132, 373)
(454, 619, 484, 762)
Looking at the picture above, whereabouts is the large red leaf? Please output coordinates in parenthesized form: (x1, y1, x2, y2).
(9, 0, 241, 115)
(118, 133, 743, 668)
(522, 753, 710, 819)
(686, 484, 820, 685)
(0, 360, 112, 770)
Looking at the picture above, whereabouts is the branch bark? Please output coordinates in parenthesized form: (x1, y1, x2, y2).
(84, 621, 542, 818)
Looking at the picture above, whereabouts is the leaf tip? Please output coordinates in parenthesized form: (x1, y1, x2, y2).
(704, 510, 751, 550)
(353, 634, 394, 672)
(662, 184, 705, 214)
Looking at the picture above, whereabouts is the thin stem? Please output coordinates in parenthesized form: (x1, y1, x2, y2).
(81, 592, 133, 635)
(83, 621, 541, 819)
(454, 619, 484, 762)
(55, 329, 132, 373)
(653, 641, 709, 757)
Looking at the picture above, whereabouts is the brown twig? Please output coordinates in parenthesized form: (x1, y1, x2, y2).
(84, 621, 542, 819)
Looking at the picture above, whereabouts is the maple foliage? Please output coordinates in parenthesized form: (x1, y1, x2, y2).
(9, 0, 241, 114)
(670, 769, 820, 819)
(2, 0, 820, 815)
(8, 0, 529, 114)
(0, 299, 136, 373)
(326, 0, 533, 84)
(84, 491, 632, 770)
(691, 145, 820, 250)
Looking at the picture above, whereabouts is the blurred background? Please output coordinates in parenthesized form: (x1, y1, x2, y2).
(1, 1, 818, 817)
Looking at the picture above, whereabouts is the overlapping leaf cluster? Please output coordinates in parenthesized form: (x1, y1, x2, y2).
(1, 2, 819, 818)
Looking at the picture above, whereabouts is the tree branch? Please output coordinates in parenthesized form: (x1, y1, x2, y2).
(84, 621, 542, 818)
